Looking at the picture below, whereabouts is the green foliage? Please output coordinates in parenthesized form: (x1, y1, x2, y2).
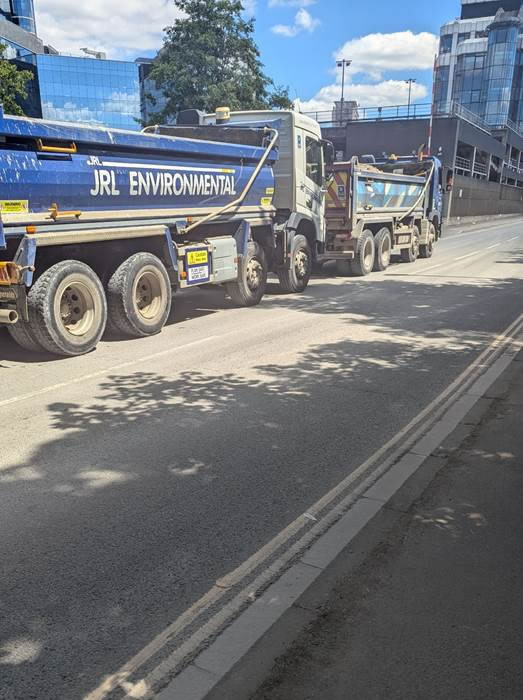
(147, 0, 292, 124)
(0, 44, 33, 116)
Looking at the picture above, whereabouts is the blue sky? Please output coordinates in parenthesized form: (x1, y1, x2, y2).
(35, 0, 462, 110)
(253, 0, 460, 110)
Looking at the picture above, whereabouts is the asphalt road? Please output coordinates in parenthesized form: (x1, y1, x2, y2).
(0, 217, 522, 700)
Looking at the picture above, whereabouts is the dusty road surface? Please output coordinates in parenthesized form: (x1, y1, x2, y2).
(0, 217, 522, 699)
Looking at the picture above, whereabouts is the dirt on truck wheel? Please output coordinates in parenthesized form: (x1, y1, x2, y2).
(351, 229, 375, 276)
(107, 252, 172, 338)
(277, 234, 312, 293)
(27, 260, 107, 357)
(373, 227, 392, 271)
(226, 241, 267, 307)
(8, 319, 45, 353)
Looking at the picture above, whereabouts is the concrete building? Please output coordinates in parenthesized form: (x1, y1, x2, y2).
(332, 100, 359, 125)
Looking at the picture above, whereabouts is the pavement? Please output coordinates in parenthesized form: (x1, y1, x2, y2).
(252, 351, 523, 700)
(0, 217, 522, 699)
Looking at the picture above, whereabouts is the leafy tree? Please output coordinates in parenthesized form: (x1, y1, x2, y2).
(146, 0, 292, 123)
(0, 44, 33, 116)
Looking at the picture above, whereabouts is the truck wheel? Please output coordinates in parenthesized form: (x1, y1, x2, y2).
(419, 224, 435, 259)
(373, 227, 392, 271)
(225, 241, 267, 307)
(351, 229, 375, 276)
(335, 260, 352, 276)
(277, 234, 311, 293)
(8, 319, 45, 353)
(401, 226, 420, 263)
(28, 261, 107, 356)
(107, 253, 172, 337)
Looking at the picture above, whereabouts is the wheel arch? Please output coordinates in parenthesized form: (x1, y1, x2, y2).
(285, 214, 320, 258)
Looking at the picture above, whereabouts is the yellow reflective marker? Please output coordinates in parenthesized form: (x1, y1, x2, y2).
(0, 200, 29, 214)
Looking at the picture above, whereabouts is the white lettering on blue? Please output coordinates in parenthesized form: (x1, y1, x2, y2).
(90, 168, 238, 198)
(90, 169, 120, 196)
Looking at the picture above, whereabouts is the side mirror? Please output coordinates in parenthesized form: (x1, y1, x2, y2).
(321, 139, 335, 166)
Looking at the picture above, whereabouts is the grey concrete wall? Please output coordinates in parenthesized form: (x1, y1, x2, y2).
(321, 117, 460, 170)
(0, 16, 43, 53)
(451, 175, 523, 217)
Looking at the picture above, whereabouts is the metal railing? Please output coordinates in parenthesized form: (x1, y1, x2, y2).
(304, 99, 523, 139)
(302, 103, 432, 127)
(439, 101, 492, 134)
(455, 156, 472, 173)
(472, 161, 488, 177)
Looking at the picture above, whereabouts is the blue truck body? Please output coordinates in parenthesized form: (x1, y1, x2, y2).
(0, 107, 276, 239)
(0, 108, 288, 356)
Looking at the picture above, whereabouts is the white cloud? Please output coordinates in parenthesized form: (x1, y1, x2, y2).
(272, 8, 320, 38)
(298, 30, 437, 113)
(336, 31, 439, 81)
(269, 0, 316, 6)
(34, 0, 182, 59)
(299, 79, 429, 113)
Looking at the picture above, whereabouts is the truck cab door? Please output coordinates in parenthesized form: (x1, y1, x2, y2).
(297, 131, 325, 239)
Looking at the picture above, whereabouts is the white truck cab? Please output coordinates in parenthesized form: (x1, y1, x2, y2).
(200, 109, 329, 291)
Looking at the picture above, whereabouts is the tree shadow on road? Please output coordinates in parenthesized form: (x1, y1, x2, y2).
(0, 271, 522, 700)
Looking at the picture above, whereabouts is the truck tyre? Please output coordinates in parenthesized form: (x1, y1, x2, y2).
(277, 234, 311, 293)
(373, 227, 392, 271)
(335, 260, 352, 276)
(312, 260, 325, 275)
(27, 260, 107, 356)
(400, 226, 420, 263)
(225, 241, 267, 307)
(8, 319, 45, 353)
(107, 253, 172, 337)
(419, 223, 436, 259)
(351, 229, 375, 276)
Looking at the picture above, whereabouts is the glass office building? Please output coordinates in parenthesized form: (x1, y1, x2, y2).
(33, 54, 142, 130)
(0, 0, 36, 34)
(435, 1, 523, 130)
(1, 0, 143, 130)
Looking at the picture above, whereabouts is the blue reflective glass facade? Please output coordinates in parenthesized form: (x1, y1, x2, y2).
(437, 4, 523, 132)
(452, 53, 485, 115)
(481, 19, 519, 125)
(0, 34, 34, 59)
(434, 65, 450, 112)
(0, 0, 36, 33)
(33, 55, 142, 130)
(11, 0, 35, 33)
(510, 50, 523, 126)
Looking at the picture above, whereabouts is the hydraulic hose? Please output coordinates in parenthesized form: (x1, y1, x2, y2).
(185, 127, 279, 234)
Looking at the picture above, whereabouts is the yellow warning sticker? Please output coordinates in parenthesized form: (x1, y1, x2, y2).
(0, 200, 29, 214)
(260, 197, 273, 208)
(187, 250, 209, 265)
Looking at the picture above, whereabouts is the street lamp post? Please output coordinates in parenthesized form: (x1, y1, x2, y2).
(336, 58, 352, 123)
(405, 78, 416, 118)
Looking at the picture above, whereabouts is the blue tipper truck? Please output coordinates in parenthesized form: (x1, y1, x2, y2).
(0, 106, 330, 356)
